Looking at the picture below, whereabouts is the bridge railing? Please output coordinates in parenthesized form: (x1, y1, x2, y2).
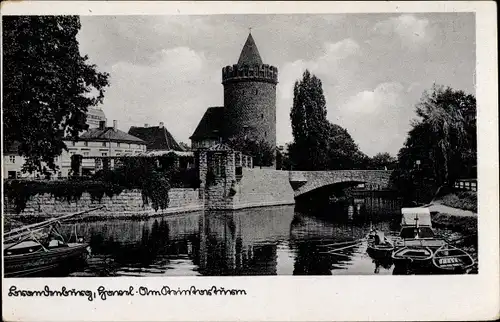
(454, 179, 477, 192)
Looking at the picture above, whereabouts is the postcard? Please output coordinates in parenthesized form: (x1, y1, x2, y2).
(1, 1, 498, 321)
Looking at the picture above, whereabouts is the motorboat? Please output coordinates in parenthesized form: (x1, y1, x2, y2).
(4, 207, 103, 277)
(393, 207, 447, 251)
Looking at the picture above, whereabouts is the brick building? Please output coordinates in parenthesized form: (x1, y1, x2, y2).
(190, 32, 278, 157)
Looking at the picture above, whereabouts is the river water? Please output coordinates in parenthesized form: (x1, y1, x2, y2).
(53, 203, 476, 277)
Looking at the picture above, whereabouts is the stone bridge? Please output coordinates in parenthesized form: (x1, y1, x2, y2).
(289, 170, 393, 198)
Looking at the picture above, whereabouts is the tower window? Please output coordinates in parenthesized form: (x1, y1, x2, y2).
(255, 89, 258, 95)
(261, 113, 264, 119)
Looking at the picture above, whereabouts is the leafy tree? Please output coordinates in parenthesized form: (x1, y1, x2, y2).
(289, 70, 367, 170)
(369, 152, 397, 170)
(414, 85, 475, 185)
(227, 136, 275, 167)
(276, 144, 294, 170)
(3, 16, 110, 174)
(392, 85, 476, 203)
(290, 70, 330, 170)
(326, 123, 368, 169)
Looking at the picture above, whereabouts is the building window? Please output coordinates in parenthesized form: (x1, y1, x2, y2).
(102, 153, 107, 157)
(9, 155, 16, 163)
(83, 152, 89, 156)
(102, 142, 106, 147)
(117, 143, 121, 147)
(72, 141, 76, 146)
(84, 141, 88, 147)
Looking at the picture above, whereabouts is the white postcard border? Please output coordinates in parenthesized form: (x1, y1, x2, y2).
(1, 1, 499, 321)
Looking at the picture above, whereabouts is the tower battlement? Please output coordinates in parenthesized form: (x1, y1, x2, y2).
(222, 64, 278, 85)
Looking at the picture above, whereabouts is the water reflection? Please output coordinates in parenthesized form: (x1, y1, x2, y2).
(53, 202, 475, 277)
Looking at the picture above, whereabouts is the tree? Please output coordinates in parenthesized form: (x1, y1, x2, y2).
(289, 70, 330, 170)
(3, 16, 110, 174)
(370, 152, 397, 170)
(392, 85, 476, 202)
(227, 136, 275, 167)
(289, 70, 367, 170)
(276, 144, 293, 170)
(414, 85, 474, 185)
(326, 123, 368, 169)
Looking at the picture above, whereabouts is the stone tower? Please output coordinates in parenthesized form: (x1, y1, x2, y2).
(222, 33, 278, 153)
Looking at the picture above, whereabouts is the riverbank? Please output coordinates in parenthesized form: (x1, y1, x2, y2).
(428, 202, 477, 234)
(433, 190, 477, 212)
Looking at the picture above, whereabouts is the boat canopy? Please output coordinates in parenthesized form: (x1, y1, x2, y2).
(401, 207, 432, 226)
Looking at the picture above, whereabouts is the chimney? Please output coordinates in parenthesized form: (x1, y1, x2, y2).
(113, 120, 118, 131)
(159, 122, 164, 128)
(99, 120, 106, 130)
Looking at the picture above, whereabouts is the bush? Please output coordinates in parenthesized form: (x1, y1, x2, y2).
(438, 191, 477, 212)
(5, 157, 200, 214)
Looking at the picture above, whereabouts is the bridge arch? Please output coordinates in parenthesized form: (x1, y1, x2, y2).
(290, 170, 393, 198)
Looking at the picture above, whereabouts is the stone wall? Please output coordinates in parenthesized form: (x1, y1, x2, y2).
(232, 168, 295, 209)
(4, 188, 202, 218)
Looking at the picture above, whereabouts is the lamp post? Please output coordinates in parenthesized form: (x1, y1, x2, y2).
(415, 160, 421, 204)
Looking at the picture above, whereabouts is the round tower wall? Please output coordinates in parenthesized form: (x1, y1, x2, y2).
(223, 80, 277, 151)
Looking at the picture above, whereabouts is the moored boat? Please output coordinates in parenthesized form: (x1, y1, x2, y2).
(4, 241, 90, 277)
(4, 207, 103, 277)
(392, 246, 433, 271)
(431, 243, 475, 274)
(393, 207, 447, 251)
(367, 231, 394, 259)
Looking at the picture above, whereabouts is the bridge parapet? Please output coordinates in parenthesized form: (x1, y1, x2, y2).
(290, 170, 393, 198)
(289, 171, 308, 190)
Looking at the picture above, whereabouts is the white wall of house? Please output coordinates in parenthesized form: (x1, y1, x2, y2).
(3, 140, 147, 179)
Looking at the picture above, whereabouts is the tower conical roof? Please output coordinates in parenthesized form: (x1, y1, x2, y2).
(237, 33, 263, 66)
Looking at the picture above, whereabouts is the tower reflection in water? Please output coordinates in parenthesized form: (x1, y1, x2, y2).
(64, 205, 399, 276)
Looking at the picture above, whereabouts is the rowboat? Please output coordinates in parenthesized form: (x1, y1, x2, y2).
(4, 207, 103, 277)
(431, 243, 475, 274)
(392, 246, 433, 269)
(4, 241, 90, 277)
(367, 231, 394, 259)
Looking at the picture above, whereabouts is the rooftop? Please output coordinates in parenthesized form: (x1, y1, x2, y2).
(237, 33, 263, 66)
(190, 106, 224, 140)
(77, 127, 145, 144)
(129, 122, 184, 151)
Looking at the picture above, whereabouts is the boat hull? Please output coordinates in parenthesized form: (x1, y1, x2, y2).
(367, 243, 394, 259)
(392, 246, 433, 273)
(4, 243, 89, 277)
(431, 245, 475, 274)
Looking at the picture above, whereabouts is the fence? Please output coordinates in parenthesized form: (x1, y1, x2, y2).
(454, 179, 477, 192)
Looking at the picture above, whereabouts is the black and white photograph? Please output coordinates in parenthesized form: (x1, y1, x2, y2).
(1, 1, 498, 321)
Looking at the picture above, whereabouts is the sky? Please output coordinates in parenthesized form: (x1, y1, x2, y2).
(77, 13, 475, 157)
